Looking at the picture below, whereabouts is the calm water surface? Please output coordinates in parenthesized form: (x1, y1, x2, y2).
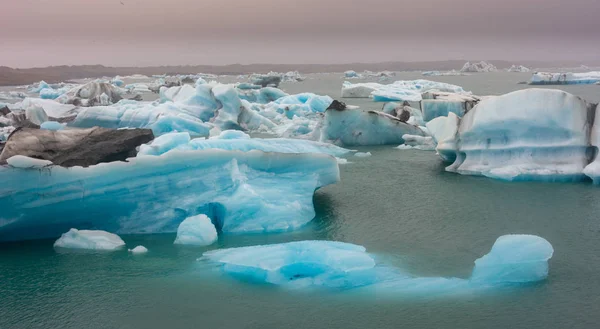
(1, 73, 600, 329)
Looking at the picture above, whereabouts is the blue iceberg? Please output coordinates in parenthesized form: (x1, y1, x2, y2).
(138, 130, 351, 157)
(445, 89, 593, 181)
(320, 107, 425, 146)
(202, 235, 554, 292)
(0, 150, 340, 241)
(530, 71, 600, 85)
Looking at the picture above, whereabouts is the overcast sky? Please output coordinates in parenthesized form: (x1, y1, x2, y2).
(1, 0, 599, 67)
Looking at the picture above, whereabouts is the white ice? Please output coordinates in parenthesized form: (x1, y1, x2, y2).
(174, 214, 218, 246)
(530, 71, 600, 85)
(54, 228, 125, 251)
(129, 245, 149, 254)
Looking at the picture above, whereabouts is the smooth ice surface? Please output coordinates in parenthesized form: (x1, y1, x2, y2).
(0, 150, 340, 241)
(174, 214, 218, 246)
(128, 245, 148, 254)
(40, 121, 65, 131)
(426, 113, 459, 162)
(203, 235, 553, 291)
(447, 89, 592, 181)
(530, 72, 600, 85)
(53, 229, 125, 251)
(6, 155, 53, 169)
(203, 241, 378, 288)
(138, 130, 351, 157)
(321, 108, 425, 146)
(471, 235, 554, 283)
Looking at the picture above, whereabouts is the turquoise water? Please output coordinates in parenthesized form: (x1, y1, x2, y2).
(2, 73, 600, 328)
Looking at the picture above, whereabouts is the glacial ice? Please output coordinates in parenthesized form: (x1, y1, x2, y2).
(354, 152, 372, 157)
(320, 107, 425, 146)
(421, 92, 479, 122)
(202, 235, 553, 291)
(460, 61, 498, 73)
(54, 229, 125, 251)
(237, 87, 288, 104)
(129, 245, 148, 254)
(425, 113, 459, 162)
(138, 130, 351, 157)
(174, 214, 218, 246)
(582, 103, 600, 183)
(422, 70, 465, 76)
(40, 121, 65, 131)
(341, 80, 466, 102)
(344, 70, 361, 79)
(507, 65, 530, 73)
(400, 134, 436, 151)
(0, 149, 340, 241)
(530, 71, 600, 85)
(471, 235, 554, 283)
(446, 89, 593, 181)
(6, 155, 53, 169)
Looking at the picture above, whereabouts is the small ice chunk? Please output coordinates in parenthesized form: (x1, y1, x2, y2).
(470, 235, 554, 283)
(54, 228, 125, 250)
(354, 152, 372, 158)
(129, 245, 149, 254)
(174, 214, 218, 246)
(40, 121, 65, 131)
(7, 155, 53, 169)
(213, 130, 251, 140)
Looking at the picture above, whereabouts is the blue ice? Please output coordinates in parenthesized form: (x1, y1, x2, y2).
(40, 121, 65, 131)
(0, 150, 340, 241)
(137, 130, 352, 157)
(202, 235, 553, 293)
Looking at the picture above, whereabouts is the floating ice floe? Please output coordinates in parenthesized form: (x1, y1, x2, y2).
(507, 65, 530, 73)
(422, 70, 466, 76)
(342, 80, 467, 102)
(129, 246, 149, 254)
(434, 88, 598, 181)
(460, 61, 498, 73)
(0, 149, 340, 241)
(54, 229, 125, 251)
(320, 105, 425, 146)
(530, 71, 600, 85)
(399, 134, 436, 151)
(354, 152, 372, 157)
(344, 70, 361, 79)
(138, 130, 351, 157)
(174, 214, 218, 246)
(202, 234, 553, 293)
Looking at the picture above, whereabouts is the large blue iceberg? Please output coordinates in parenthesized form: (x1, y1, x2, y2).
(138, 130, 351, 157)
(341, 80, 467, 102)
(530, 71, 600, 85)
(202, 235, 554, 293)
(0, 150, 340, 241)
(435, 89, 597, 181)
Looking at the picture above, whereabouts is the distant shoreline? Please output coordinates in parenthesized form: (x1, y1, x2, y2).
(0, 60, 595, 86)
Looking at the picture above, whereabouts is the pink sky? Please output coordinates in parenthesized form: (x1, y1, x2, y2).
(1, 0, 599, 67)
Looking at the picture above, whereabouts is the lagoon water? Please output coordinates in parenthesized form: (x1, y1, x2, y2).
(1, 72, 600, 329)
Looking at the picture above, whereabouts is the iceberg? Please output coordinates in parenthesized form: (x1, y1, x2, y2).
(138, 130, 351, 157)
(421, 92, 480, 122)
(174, 214, 218, 246)
(236, 87, 287, 104)
(471, 235, 554, 283)
(354, 152, 372, 157)
(444, 89, 594, 181)
(425, 113, 460, 162)
(54, 229, 125, 250)
(422, 70, 465, 76)
(400, 134, 436, 151)
(530, 71, 600, 85)
(342, 80, 467, 102)
(129, 245, 148, 254)
(0, 149, 340, 241)
(202, 235, 553, 292)
(507, 65, 530, 73)
(320, 106, 425, 146)
(460, 61, 498, 73)
(582, 103, 600, 183)
(249, 73, 282, 87)
(344, 70, 361, 79)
